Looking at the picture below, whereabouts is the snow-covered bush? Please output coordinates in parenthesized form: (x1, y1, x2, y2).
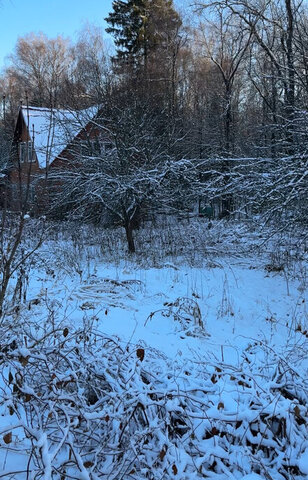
(0, 214, 45, 318)
(146, 296, 205, 336)
(0, 322, 307, 479)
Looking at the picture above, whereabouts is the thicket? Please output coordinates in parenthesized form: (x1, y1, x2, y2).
(0, 317, 307, 479)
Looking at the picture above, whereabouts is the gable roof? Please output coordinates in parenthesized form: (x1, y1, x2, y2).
(20, 105, 99, 169)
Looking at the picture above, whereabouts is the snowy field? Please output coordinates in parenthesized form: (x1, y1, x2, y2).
(22, 248, 307, 366)
(0, 220, 307, 479)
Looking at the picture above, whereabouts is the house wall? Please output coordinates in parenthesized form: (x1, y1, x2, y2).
(8, 112, 45, 211)
(8, 110, 111, 214)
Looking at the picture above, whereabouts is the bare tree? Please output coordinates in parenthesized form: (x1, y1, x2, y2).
(69, 24, 113, 107)
(198, 11, 252, 155)
(3, 32, 72, 111)
(194, 0, 307, 152)
(48, 102, 196, 253)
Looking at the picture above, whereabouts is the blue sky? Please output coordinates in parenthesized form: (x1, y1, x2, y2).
(0, 0, 114, 69)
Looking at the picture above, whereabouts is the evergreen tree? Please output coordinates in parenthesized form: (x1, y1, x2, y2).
(105, 0, 182, 74)
(106, 0, 183, 153)
(106, 0, 145, 67)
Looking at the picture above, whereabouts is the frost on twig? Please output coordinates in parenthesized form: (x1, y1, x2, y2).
(0, 325, 307, 479)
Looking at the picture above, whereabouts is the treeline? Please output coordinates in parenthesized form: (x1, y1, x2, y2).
(0, 0, 307, 240)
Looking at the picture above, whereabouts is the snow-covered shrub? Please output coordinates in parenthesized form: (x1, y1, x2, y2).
(0, 323, 307, 479)
(146, 296, 205, 336)
(0, 214, 45, 318)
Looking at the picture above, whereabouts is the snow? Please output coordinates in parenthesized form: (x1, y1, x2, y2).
(241, 475, 265, 480)
(21, 105, 99, 169)
(0, 221, 307, 479)
(23, 257, 306, 367)
(298, 447, 308, 474)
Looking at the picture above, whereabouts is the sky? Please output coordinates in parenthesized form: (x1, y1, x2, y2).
(0, 0, 114, 69)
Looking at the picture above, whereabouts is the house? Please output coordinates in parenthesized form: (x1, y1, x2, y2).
(6, 104, 111, 212)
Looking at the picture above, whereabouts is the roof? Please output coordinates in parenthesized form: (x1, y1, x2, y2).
(20, 105, 100, 169)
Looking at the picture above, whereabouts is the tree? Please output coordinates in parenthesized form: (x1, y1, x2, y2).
(199, 13, 252, 155)
(106, 0, 181, 71)
(106, 0, 183, 119)
(49, 102, 195, 253)
(194, 0, 306, 154)
(4, 33, 72, 109)
(68, 24, 113, 107)
(0, 27, 114, 121)
(106, 0, 148, 68)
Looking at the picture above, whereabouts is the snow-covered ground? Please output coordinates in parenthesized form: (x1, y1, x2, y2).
(0, 220, 307, 479)
(25, 253, 307, 367)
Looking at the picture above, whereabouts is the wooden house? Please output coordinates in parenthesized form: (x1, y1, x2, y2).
(5, 105, 111, 212)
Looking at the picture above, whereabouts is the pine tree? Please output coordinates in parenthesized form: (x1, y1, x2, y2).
(106, 0, 183, 156)
(106, 1, 145, 67)
(105, 0, 181, 73)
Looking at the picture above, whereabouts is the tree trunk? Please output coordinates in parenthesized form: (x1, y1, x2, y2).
(285, 0, 295, 153)
(224, 83, 233, 155)
(124, 221, 135, 254)
(222, 84, 233, 217)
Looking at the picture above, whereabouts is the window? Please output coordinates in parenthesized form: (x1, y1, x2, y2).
(86, 139, 114, 156)
(19, 141, 35, 163)
(77, 137, 114, 157)
(99, 141, 113, 154)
